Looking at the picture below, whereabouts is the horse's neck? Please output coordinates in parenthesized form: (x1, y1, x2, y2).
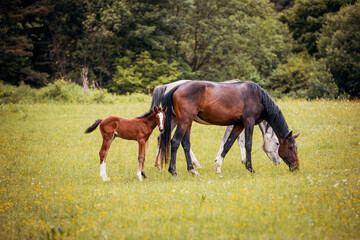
(265, 111, 289, 140)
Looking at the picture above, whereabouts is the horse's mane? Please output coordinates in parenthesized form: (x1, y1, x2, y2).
(136, 109, 154, 119)
(248, 82, 289, 139)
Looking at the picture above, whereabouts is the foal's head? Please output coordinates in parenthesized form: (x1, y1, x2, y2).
(153, 106, 167, 132)
(278, 131, 300, 171)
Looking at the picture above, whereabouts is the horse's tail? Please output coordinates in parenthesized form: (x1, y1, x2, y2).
(84, 119, 103, 134)
(150, 85, 166, 109)
(159, 86, 179, 166)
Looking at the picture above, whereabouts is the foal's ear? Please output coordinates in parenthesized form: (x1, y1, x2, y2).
(162, 106, 167, 112)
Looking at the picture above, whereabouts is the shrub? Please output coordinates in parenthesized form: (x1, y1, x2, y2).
(266, 52, 338, 99)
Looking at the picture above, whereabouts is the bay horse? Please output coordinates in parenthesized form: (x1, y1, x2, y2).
(159, 80, 299, 176)
(151, 80, 280, 173)
(85, 106, 167, 181)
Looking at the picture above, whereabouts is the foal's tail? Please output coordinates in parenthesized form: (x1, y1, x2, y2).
(84, 119, 103, 134)
(159, 86, 179, 165)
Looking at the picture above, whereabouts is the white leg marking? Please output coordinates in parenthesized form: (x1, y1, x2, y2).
(215, 126, 232, 174)
(137, 171, 143, 181)
(188, 169, 200, 176)
(238, 133, 246, 164)
(190, 149, 202, 169)
(100, 162, 110, 181)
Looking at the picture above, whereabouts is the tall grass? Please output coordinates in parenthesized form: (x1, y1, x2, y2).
(0, 98, 359, 239)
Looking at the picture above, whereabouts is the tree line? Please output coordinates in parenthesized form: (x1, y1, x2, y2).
(0, 0, 359, 98)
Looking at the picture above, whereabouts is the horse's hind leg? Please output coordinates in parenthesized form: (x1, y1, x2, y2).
(169, 122, 190, 176)
(215, 125, 243, 174)
(99, 133, 114, 181)
(237, 133, 246, 164)
(181, 126, 198, 176)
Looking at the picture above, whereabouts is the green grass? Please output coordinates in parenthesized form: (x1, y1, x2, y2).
(0, 97, 359, 239)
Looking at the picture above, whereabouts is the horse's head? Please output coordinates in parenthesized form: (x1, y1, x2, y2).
(153, 106, 167, 132)
(262, 128, 281, 165)
(278, 131, 300, 171)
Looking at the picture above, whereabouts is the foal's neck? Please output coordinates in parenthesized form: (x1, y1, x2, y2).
(141, 113, 158, 131)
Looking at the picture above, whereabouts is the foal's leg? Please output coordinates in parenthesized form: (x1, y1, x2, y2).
(99, 133, 114, 181)
(237, 132, 246, 164)
(137, 140, 146, 181)
(244, 118, 255, 173)
(215, 125, 243, 174)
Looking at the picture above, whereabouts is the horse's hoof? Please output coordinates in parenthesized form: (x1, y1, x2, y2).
(188, 169, 199, 176)
(171, 172, 178, 178)
(214, 162, 222, 174)
(101, 177, 110, 181)
(247, 167, 255, 173)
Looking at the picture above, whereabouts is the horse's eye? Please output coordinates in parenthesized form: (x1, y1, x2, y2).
(289, 147, 293, 150)
(276, 143, 279, 146)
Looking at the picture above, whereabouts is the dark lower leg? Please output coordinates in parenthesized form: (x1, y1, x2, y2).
(245, 124, 255, 173)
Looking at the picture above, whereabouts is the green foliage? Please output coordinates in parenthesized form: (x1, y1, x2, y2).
(318, 2, 360, 98)
(0, 80, 120, 104)
(267, 52, 338, 99)
(110, 51, 181, 94)
(281, 0, 356, 55)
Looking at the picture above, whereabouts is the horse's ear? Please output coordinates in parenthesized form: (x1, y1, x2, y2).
(162, 106, 167, 112)
(153, 106, 159, 113)
(285, 131, 293, 141)
(294, 133, 300, 138)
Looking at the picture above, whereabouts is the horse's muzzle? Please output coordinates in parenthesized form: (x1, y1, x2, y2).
(159, 127, 164, 133)
(289, 164, 299, 172)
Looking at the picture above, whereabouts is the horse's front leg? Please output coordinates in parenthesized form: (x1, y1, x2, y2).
(137, 140, 146, 181)
(216, 125, 243, 174)
(244, 119, 255, 173)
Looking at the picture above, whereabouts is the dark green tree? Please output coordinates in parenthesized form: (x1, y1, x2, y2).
(318, 2, 360, 98)
(0, 0, 50, 86)
(280, 0, 356, 55)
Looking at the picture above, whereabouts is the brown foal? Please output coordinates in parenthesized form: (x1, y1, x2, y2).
(85, 106, 167, 181)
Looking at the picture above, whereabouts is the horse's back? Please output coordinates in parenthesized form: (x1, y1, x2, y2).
(173, 81, 264, 125)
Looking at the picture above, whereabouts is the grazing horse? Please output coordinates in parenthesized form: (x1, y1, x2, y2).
(85, 106, 167, 181)
(159, 80, 299, 176)
(151, 80, 280, 172)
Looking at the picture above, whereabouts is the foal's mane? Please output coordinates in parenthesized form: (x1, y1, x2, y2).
(248, 82, 289, 139)
(136, 109, 155, 119)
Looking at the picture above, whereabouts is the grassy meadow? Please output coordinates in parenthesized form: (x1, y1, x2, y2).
(0, 96, 359, 239)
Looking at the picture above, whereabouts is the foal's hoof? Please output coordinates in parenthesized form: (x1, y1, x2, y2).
(188, 169, 199, 176)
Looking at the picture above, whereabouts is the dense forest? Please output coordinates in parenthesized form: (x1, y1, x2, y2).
(0, 0, 359, 98)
